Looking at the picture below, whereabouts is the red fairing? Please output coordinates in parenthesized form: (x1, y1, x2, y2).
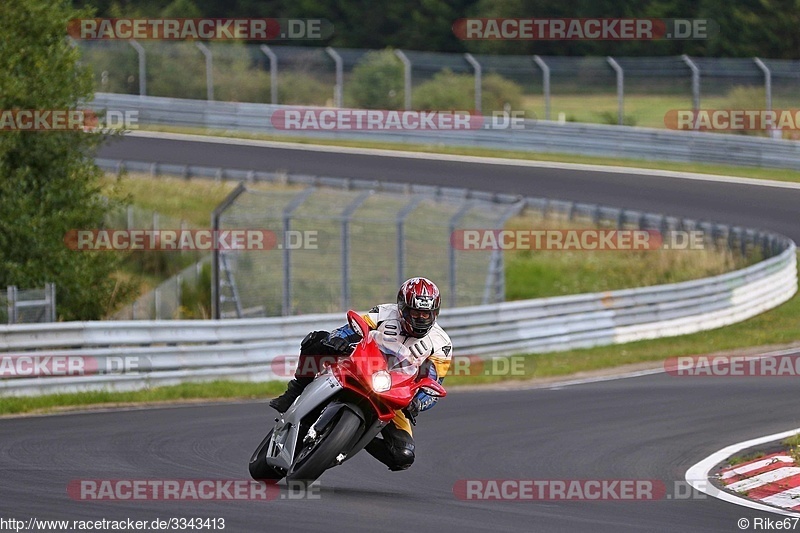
(328, 310, 446, 422)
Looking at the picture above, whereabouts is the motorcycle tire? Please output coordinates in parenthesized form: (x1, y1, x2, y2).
(287, 408, 361, 485)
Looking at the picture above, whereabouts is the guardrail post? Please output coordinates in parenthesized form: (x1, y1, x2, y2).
(340, 191, 373, 310)
(395, 50, 412, 110)
(607, 57, 624, 125)
(533, 55, 551, 121)
(195, 42, 214, 101)
(448, 202, 475, 307)
(260, 45, 278, 105)
(682, 54, 700, 114)
(129, 39, 146, 96)
(325, 47, 343, 108)
(464, 53, 482, 113)
(396, 197, 424, 287)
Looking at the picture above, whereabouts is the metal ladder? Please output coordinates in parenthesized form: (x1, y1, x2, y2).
(219, 252, 243, 318)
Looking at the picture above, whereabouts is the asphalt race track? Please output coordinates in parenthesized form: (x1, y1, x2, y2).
(2, 135, 797, 532)
(2, 373, 799, 532)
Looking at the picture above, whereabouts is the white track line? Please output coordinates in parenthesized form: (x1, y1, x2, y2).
(128, 130, 800, 191)
(686, 428, 800, 516)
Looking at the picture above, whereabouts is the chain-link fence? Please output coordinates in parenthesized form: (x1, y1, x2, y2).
(105, 205, 211, 320)
(0, 284, 56, 324)
(77, 41, 800, 129)
(212, 182, 519, 318)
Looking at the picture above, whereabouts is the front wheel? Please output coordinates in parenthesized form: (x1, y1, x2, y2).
(249, 429, 285, 481)
(287, 409, 361, 485)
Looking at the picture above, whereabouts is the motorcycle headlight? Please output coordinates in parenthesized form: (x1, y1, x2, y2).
(371, 370, 391, 393)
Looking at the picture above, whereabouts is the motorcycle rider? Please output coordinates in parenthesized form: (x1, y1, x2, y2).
(269, 277, 453, 471)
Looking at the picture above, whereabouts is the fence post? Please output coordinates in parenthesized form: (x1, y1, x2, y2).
(281, 187, 316, 316)
(533, 55, 550, 121)
(340, 191, 373, 311)
(325, 47, 343, 108)
(176, 274, 182, 319)
(682, 54, 700, 113)
(211, 183, 248, 319)
(448, 202, 474, 308)
(394, 50, 412, 110)
(195, 42, 214, 101)
(155, 286, 161, 319)
(753, 57, 772, 112)
(260, 45, 278, 105)
(6, 286, 17, 324)
(607, 57, 624, 125)
(464, 53, 482, 113)
(129, 39, 146, 96)
(45, 283, 56, 322)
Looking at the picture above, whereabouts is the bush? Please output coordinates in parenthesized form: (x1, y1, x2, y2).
(346, 49, 405, 109)
(412, 69, 523, 112)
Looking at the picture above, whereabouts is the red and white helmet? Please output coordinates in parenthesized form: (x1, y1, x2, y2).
(397, 277, 441, 338)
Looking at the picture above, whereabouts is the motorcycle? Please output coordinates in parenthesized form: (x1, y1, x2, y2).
(249, 310, 446, 484)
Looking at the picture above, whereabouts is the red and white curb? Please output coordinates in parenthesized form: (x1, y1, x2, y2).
(686, 428, 800, 516)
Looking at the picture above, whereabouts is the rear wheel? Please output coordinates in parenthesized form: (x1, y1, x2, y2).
(249, 429, 285, 481)
(287, 409, 361, 485)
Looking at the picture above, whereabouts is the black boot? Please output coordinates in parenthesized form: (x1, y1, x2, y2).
(269, 377, 313, 413)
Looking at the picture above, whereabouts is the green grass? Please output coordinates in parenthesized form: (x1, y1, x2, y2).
(140, 124, 800, 185)
(503, 215, 752, 299)
(103, 173, 248, 227)
(725, 452, 766, 468)
(0, 381, 286, 416)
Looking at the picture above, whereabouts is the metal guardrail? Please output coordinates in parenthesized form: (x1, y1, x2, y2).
(1, 157, 796, 395)
(91, 93, 800, 170)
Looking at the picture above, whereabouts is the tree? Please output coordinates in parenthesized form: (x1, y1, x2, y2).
(0, 0, 134, 320)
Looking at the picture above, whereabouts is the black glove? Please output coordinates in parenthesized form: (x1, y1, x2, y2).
(322, 336, 352, 355)
(403, 398, 421, 426)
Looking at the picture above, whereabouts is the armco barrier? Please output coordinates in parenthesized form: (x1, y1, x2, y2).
(0, 241, 794, 396)
(91, 93, 800, 170)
